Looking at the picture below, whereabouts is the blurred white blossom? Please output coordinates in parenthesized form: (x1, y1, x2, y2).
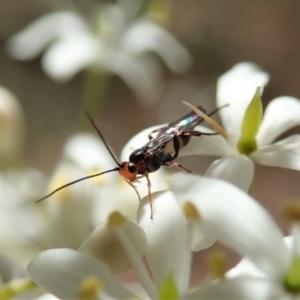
(0, 168, 46, 267)
(27, 195, 192, 299)
(224, 236, 300, 299)
(27, 173, 300, 299)
(38, 131, 170, 248)
(6, 0, 192, 104)
(0, 86, 46, 269)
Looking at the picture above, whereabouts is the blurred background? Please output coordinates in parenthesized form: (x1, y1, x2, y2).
(1, 0, 300, 286)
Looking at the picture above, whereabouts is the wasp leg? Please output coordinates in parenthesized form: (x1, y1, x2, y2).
(171, 135, 181, 160)
(165, 161, 194, 174)
(160, 135, 181, 163)
(163, 136, 193, 173)
(124, 179, 142, 202)
(181, 130, 219, 136)
(144, 174, 153, 219)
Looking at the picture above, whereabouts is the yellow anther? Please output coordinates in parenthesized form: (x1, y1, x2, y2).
(148, 0, 172, 27)
(283, 201, 300, 223)
(182, 202, 202, 221)
(208, 251, 228, 280)
(78, 275, 102, 300)
(107, 211, 127, 230)
(48, 174, 72, 201)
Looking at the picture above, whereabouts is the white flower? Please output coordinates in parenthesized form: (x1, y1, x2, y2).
(0, 126, 168, 269)
(167, 173, 300, 299)
(223, 236, 300, 299)
(39, 132, 124, 249)
(39, 131, 169, 249)
(0, 168, 46, 268)
(27, 201, 192, 299)
(123, 62, 300, 191)
(27, 172, 300, 299)
(0, 86, 48, 270)
(6, 1, 192, 104)
(194, 62, 300, 190)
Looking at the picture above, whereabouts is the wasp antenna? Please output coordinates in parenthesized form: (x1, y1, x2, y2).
(36, 167, 119, 203)
(85, 113, 121, 167)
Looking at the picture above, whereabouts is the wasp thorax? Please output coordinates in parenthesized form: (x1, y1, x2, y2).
(129, 148, 146, 163)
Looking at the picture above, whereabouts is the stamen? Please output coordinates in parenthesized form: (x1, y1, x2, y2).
(78, 276, 102, 300)
(208, 251, 228, 280)
(283, 201, 300, 223)
(182, 202, 202, 221)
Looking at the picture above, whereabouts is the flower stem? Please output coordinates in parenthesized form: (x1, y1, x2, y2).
(77, 69, 110, 130)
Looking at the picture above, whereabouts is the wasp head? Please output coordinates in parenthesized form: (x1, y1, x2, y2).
(119, 160, 148, 182)
(119, 162, 139, 182)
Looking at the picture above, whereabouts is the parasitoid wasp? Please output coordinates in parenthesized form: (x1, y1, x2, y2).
(37, 104, 225, 219)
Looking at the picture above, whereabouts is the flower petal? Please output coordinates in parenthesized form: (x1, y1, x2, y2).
(217, 62, 269, 143)
(44, 161, 95, 249)
(205, 155, 254, 191)
(122, 18, 192, 73)
(186, 278, 284, 300)
(78, 218, 147, 274)
(27, 248, 135, 299)
(226, 257, 268, 279)
(104, 50, 163, 104)
(257, 96, 300, 147)
(178, 126, 236, 157)
(137, 191, 191, 295)
(252, 134, 300, 170)
(63, 133, 117, 173)
(42, 33, 98, 81)
(36, 294, 60, 300)
(6, 12, 88, 60)
(170, 174, 289, 277)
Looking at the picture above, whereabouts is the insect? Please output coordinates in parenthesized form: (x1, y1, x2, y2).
(37, 105, 223, 219)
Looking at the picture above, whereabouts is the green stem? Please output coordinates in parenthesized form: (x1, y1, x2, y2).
(77, 69, 110, 130)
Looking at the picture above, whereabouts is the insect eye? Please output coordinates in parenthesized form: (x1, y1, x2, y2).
(128, 163, 137, 174)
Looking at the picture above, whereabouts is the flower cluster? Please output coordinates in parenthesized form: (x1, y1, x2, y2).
(2, 3, 300, 297)
(6, 0, 192, 105)
(0, 62, 297, 299)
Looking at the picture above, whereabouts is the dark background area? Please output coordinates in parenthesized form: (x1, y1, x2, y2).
(1, 0, 300, 281)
